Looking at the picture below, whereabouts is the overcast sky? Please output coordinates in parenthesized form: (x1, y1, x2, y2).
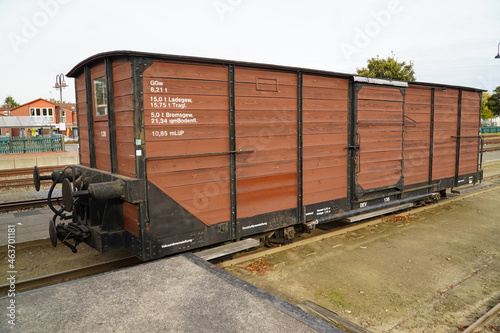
(1, 0, 499, 104)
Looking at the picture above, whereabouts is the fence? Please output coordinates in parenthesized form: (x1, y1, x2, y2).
(480, 127, 500, 134)
(0, 135, 63, 154)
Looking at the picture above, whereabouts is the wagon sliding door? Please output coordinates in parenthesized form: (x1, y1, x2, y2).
(352, 83, 405, 202)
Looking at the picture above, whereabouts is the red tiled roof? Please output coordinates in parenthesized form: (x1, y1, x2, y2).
(9, 98, 56, 111)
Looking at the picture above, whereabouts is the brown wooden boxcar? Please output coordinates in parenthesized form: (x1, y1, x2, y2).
(37, 51, 483, 260)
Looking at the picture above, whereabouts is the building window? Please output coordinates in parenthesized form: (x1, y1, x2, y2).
(61, 110, 66, 122)
(30, 108, 42, 117)
(30, 107, 54, 121)
(94, 77, 108, 116)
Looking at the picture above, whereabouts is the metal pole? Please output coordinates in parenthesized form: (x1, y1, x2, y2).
(59, 82, 63, 131)
(60, 81, 65, 151)
(54, 73, 67, 151)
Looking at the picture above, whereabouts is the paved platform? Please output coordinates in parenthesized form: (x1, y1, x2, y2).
(483, 149, 500, 163)
(0, 187, 62, 246)
(0, 149, 79, 170)
(0, 206, 52, 246)
(0, 253, 341, 332)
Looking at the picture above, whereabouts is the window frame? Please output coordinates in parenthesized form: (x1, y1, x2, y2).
(30, 107, 54, 122)
(93, 76, 108, 117)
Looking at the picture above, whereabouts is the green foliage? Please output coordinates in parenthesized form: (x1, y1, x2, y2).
(2, 96, 20, 108)
(486, 86, 500, 117)
(357, 52, 416, 81)
(49, 98, 69, 104)
(481, 92, 493, 119)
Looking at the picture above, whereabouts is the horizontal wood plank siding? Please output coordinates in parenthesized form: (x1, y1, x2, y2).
(404, 87, 432, 185)
(302, 75, 348, 206)
(91, 60, 111, 172)
(356, 85, 403, 190)
(123, 202, 139, 236)
(113, 59, 135, 177)
(459, 90, 480, 175)
(432, 89, 458, 180)
(143, 61, 230, 226)
(235, 67, 297, 218)
(75, 73, 90, 166)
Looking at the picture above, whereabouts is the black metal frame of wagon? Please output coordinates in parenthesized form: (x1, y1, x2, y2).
(36, 51, 483, 261)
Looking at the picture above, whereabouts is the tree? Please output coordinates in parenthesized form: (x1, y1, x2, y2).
(49, 98, 69, 104)
(2, 96, 20, 108)
(486, 86, 500, 117)
(481, 92, 493, 120)
(357, 52, 416, 81)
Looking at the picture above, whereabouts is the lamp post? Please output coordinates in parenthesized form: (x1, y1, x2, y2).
(496, 42, 500, 59)
(53, 73, 68, 135)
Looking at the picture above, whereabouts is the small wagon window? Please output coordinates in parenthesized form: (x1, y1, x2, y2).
(94, 76, 108, 116)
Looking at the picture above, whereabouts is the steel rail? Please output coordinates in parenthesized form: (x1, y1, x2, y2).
(0, 256, 142, 297)
(0, 178, 51, 190)
(463, 302, 500, 333)
(482, 146, 500, 152)
(0, 166, 55, 177)
(0, 197, 63, 211)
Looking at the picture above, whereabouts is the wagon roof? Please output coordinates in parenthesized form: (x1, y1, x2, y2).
(66, 50, 484, 92)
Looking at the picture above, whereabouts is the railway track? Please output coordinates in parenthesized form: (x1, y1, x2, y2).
(484, 138, 500, 145)
(0, 257, 142, 297)
(0, 197, 63, 211)
(0, 177, 51, 190)
(1, 181, 498, 298)
(483, 145, 500, 152)
(0, 166, 55, 190)
(462, 302, 500, 333)
(482, 134, 500, 152)
(0, 166, 55, 178)
(216, 173, 500, 269)
(1, 166, 499, 299)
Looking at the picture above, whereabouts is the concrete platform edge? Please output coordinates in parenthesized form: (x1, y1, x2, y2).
(0, 253, 344, 332)
(0, 154, 79, 170)
(183, 253, 343, 333)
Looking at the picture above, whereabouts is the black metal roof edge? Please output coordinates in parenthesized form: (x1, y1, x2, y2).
(66, 49, 352, 79)
(66, 50, 485, 92)
(407, 81, 486, 92)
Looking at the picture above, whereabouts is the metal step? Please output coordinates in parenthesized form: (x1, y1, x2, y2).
(194, 238, 260, 261)
(343, 202, 414, 223)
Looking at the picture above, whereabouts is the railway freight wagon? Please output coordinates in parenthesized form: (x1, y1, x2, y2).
(35, 51, 483, 261)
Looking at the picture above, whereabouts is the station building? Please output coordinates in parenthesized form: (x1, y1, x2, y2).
(1, 98, 78, 138)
